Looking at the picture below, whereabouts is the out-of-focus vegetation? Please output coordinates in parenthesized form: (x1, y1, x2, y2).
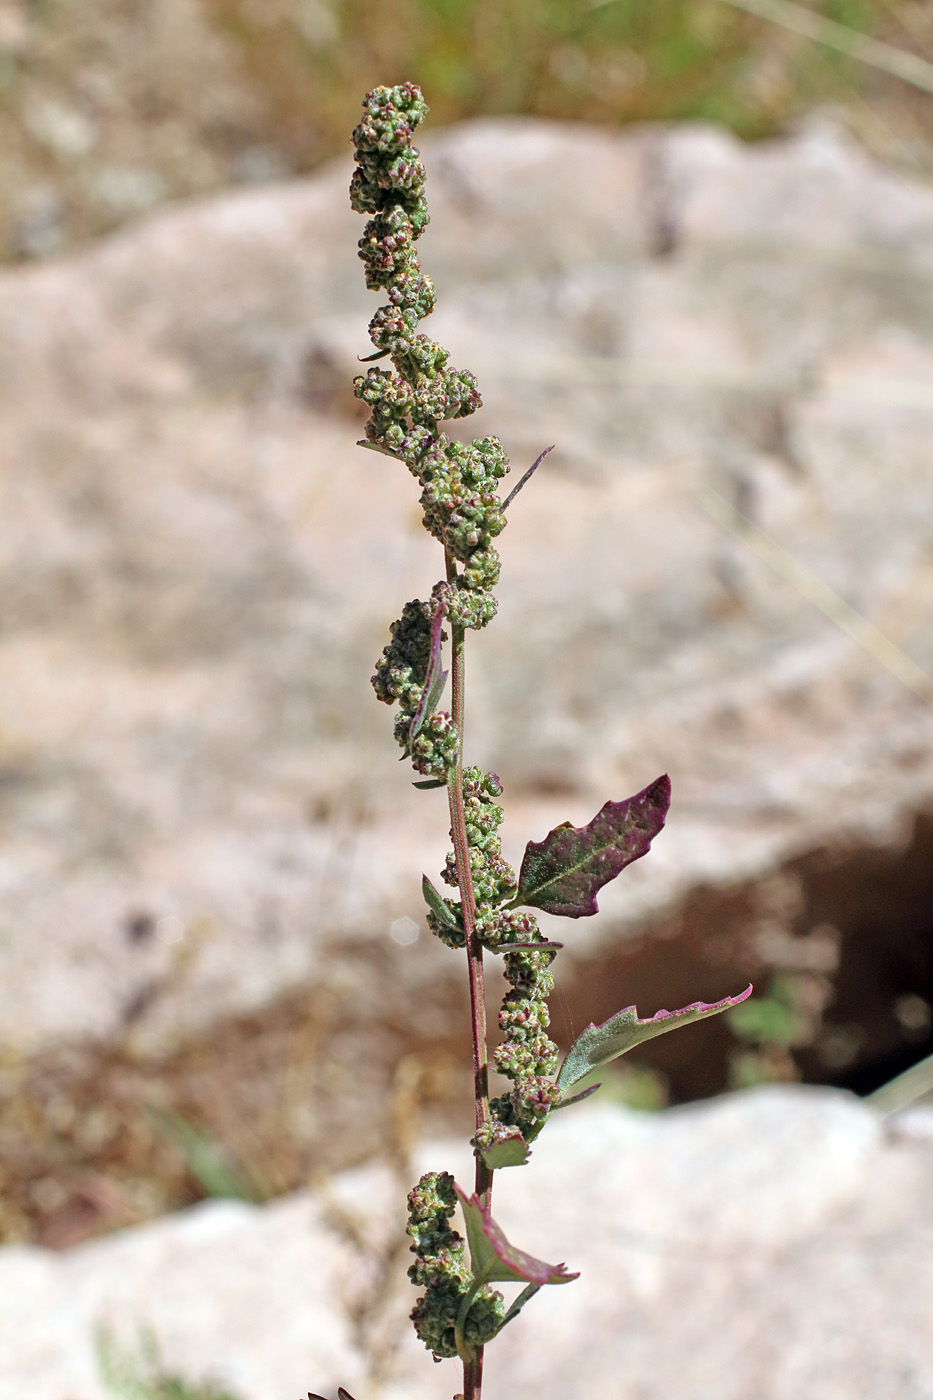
(727, 973, 817, 1089)
(1, 0, 932, 259)
(98, 1327, 243, 1400)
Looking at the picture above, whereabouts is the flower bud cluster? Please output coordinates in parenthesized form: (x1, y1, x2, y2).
(491, 928, 562, 1141)
(429, 766, 562, 1142)
(351, 83, 511, 634)
(371, 599, 458, 777)
(406, 1171, 504, 1362)
(440, 767, 517, 927)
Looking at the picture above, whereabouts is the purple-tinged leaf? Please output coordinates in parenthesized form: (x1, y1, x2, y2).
(409, 604, 447, 739)
(513, 775, 671, 918)
(556, 985, 753, 1092)
(551, 1082, 601, 1112)
(502, 444, 555, 511)
(307, 1390, 357, 1400)
(475, 1124, 530, 1170)
(455, 1185, 579, 1286)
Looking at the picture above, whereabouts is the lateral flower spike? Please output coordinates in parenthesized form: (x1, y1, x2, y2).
(455, 1185, 579, 1287)
(556, 986, 754, 1093)
(513, 774, 671, 918)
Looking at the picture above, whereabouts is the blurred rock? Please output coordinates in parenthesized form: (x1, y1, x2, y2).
(10, 184, 67, 259)
(1, 1086, 930, 1400)
(0, 119, 931, 1054)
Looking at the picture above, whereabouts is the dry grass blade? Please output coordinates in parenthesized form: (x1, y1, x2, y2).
(868, 1048, 933, 1112)
(719, 0, 933, 95)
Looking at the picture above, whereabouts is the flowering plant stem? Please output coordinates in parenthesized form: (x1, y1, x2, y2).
(308, 81, 753, 1400)
(444, 593, 492, 1200)
(445, 597, 491, 1399)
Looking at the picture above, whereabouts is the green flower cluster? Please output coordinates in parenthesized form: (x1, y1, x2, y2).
(406, 1171, 504, 1362)
(492, 931, 562, 1140)
(351, 83, 511, 636)
(371, 599, 459, 777)
(438, 768, 516, 937)
(425, 766, 562, 1143)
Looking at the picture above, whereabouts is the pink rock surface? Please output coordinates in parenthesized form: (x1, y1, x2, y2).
(0, 119, 930, 1052)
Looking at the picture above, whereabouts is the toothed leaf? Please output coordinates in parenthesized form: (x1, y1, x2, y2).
(556, 986, 753, 1092)
(514, 775, 671, 918)
(455, 1186, 579, 1286)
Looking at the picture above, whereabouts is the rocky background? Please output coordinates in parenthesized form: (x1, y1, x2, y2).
(1, 4, 933, 1397)
(4, 0, 933, 265)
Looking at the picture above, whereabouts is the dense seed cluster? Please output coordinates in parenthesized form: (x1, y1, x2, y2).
(371, 598, 459, 776)
(406, 1171, 505, 1361)
(492, 936, 561, 1138)
(425, 766, 562, 1143)
(351, 82, 511, 648)
(439, 768, 516, 928)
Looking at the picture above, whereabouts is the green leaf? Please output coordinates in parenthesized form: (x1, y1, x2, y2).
(356, 438, 402, 459)
(475, 1125, 530, 1169)
(513, 775, 671, 918)
(422, 873, 461, 930)
(412, 777, 446, 789)
(498, 1281, 542, 1331)
(455, 1186, 579, 1287)
(409, 605, 447, 739)
(556, 986, 753, 1092)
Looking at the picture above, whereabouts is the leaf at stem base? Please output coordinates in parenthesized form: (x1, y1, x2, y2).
(455, 1185, 579, 1286)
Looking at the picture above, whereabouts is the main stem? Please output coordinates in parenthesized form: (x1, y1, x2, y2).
(444, 553, 492, 1400)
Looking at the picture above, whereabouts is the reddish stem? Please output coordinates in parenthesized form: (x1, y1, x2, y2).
(444, 554, 493, 1400)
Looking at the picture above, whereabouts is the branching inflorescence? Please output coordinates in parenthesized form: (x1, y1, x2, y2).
(309, 81, 752, 1400)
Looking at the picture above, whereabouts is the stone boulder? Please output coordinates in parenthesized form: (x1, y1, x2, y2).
(0, 117, 931, 1052)
(1, 1086, 931, 1399)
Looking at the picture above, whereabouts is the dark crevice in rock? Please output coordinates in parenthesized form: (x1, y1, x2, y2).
(3, 805, 931, 1248)
(555, 804, 933, 1104)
